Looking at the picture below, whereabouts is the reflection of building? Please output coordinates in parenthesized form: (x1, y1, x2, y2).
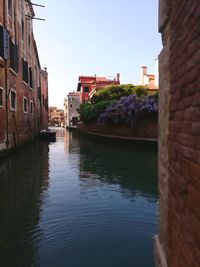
(64, 92, 80, 127)
(138, 59, 159, 91)
(0, 141, 49, 266)
(77, 73, 120, 103)
(49, 107, 64, 126)
(0, 0, 48, 153)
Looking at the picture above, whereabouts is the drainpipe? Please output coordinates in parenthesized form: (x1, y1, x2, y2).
(3, 0, 9, 149)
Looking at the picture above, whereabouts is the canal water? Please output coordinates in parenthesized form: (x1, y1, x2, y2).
(0, 129, 158, 267)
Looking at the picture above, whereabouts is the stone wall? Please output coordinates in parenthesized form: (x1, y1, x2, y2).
(78, 116, 158, 140)
(156, 0, 200, 266)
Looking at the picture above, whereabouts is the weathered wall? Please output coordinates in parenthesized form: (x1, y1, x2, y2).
(0, 0, 45, 153)
(156, 0, 200, 266)
(40, 69, 48, 130)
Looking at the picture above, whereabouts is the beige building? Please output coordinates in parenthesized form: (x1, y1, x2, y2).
(138, 59, 159, 90)
(64, 92, 80, 128)
(49, 107, 64, 127)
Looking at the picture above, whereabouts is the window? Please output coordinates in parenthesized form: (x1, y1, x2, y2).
(0, 88, 3, 107)
(70, 104, 72, 108)
(23, 96, 28, 113)
(45, 98, 48, 111)
(9, 38, 18, 72)
(10, 89, 17, 111)
(8, 0, 13, 18)
(42, 95, 45, 106)
(83, 87, 89, 93)
(21, 18, 24, 40)
(29, 67, 33, 88)
(0, 25, 9, 60)
(22, 58, 28, 83)
(30, 100, 33, 114)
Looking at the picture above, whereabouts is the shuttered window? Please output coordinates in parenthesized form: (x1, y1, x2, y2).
(0, 25, 9, 59)
(22, 58, 28, 83)
(10, 38, 18, 72)
(23, 97, 28, 113)
(10, 90, 17, 111)
(0, 88, 3, 107)
(29, 67, 33, 88)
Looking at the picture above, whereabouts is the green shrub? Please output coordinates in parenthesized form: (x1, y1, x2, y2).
(91, 84, 149, 104)
(80, 100, 115, 123)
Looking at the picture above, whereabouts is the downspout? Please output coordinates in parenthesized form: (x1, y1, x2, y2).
(3, 0, 9, 149)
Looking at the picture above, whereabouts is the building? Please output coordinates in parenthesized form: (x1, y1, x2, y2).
(40, 68, 48, 130)
(138, 59, 159, 91)
(0, 0, 48, 152)
(77, 73, 120, 103)
(49, 107, 64, 127)
(64, 92, 80, 128)
(155, 0, 200, 267)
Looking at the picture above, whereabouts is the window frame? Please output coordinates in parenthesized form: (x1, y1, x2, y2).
(30, 100, 33, 115)
(0, 87, 4, 107)
(10, 88, 17, 111)
(23, 96, 28, 114)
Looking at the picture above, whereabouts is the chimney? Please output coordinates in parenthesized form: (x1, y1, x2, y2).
(141, 66, 147, 75)
(139, 66, 147, 85)
(117, 73, 120, 82)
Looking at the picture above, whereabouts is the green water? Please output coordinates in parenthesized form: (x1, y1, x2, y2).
(0, 129, 158, 267)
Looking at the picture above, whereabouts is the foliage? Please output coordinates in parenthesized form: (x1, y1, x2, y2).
(79, 100, 115, 123)
(91, 84, 149, 104)
(98, 94, 158, 127)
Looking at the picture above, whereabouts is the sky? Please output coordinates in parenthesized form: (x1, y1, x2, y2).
(33, 0, 162, 109)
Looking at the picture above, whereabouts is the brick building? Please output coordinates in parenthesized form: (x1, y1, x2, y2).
(155, 0, 200, 266)
(0, 0, 48, 152)
(77, 73, 120, 103)
(40, 68, 48, 130)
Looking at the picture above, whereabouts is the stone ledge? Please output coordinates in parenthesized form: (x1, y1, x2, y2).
(155, 235, 168, 267)
(77, 127, 157, 143)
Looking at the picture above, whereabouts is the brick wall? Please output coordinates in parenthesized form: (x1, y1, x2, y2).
(156, 0, 200, 266)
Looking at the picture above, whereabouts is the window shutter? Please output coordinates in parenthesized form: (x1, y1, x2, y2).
(0, 26, 9, 60)
(13, 44, 18, 72)
(29, 67, 33, 88)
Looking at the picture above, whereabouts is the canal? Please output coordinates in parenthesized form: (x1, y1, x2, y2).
(0, 129, 158, 267)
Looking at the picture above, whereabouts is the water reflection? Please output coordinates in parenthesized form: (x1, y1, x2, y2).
(77, 133, 158, 200)
(0, 142, 49, 267)
(0, 129, 158, 267)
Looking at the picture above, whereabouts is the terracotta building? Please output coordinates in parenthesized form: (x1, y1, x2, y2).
(49, 107, 64, 127)
(155, 0, 200, 267)
(77, 73, 120, 103)
(0, 0, 48, 153)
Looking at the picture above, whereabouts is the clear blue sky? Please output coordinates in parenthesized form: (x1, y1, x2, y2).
(33, 0, 162, 108)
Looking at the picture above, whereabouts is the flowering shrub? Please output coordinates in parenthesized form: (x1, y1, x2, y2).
(98, 94, 158, 127)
